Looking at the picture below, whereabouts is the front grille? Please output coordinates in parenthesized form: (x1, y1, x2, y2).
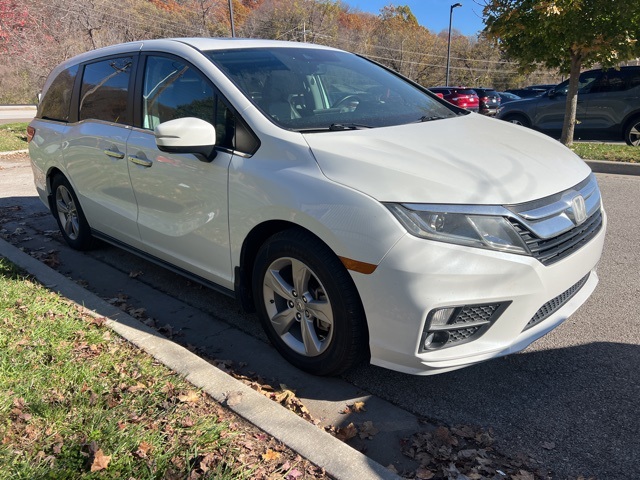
(510, 209, 603, 266)
(525, 274, 590, 330)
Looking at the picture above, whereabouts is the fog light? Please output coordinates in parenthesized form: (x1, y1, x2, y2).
(423, 331, 450, 350)
(419, 302, 509, 353)
(430, 307, 455, 326)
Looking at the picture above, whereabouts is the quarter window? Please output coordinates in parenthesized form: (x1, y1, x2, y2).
(38, 65, 78, 122)
(79, 57, 133, 124)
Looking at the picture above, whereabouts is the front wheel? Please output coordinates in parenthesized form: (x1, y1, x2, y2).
(51, 175, 94, 250)
(252, 229, 368, 376)
(503, 113, 531, 128)
(624, 117, 640, 146)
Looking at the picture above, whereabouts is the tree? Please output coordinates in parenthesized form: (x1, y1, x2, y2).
(483, 0, 640, 146)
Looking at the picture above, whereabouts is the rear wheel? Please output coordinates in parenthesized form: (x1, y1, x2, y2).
(51, 175, 93, 250)
(503, 114, 531, 128)
(252, 229, 368, 376)
(624, 117, 640, 146)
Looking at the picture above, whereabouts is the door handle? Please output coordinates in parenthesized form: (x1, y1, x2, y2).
(104, 149, 125, 159)
(128, 155, 153, 168)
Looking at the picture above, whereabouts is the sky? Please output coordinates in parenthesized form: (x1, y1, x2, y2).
(340, 0, 486, 37)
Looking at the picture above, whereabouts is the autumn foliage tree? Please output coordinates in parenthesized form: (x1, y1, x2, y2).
(484, 0, 640, 146)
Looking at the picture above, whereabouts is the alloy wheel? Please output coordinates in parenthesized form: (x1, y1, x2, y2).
(262, 257, 334, 357)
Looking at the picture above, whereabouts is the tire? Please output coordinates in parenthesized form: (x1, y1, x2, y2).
(503, 114, 531, 128)
(51, 175, 94, 250)
(624, 116, 640, 146)
(252, 229, 368, 376)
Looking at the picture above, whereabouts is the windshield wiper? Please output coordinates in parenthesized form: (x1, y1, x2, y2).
(328, 123, 373, 131)
(417, 115, 447, 123)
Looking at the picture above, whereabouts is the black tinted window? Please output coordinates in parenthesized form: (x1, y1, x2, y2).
(79, 57, 133, 124)
(38, 65, 78, 122)
(625, 69, 640, 89)
(590, 70, 627, 93)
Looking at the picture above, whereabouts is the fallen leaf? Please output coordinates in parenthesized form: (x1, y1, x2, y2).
(415, 467, 435, 479)
(353, 401, 366, 413)
(134, 441, 152, 459)
(129, 270, 143, 278)
(178, 391, 200, 403)
(127, 382, 147, 393)
(261, 449, 281, 462)
(512, 470, 535, 480)
(128, 308, 146, 319)
(225, 391, 243, 407)
(358, 420, 379, 440)
(542, 441, 556, 450)
(90, 449, 111, 472)
(335, 422, 358, 441)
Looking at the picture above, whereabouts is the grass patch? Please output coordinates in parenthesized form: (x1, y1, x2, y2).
(0, 257, 321, 479)
(571, 143, 640, 163)
(0, 122, 29, 152)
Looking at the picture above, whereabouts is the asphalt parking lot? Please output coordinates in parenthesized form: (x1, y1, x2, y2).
(1, 153, 639, 478)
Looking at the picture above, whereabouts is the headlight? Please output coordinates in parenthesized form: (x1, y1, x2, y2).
(385, 203, 530, 255)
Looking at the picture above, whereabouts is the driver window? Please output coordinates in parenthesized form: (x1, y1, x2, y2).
(577, 72, 600, 94)
(142, 55, 235, 149)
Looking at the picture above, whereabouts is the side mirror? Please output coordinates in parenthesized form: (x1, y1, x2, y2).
(154, 117, 217, 162)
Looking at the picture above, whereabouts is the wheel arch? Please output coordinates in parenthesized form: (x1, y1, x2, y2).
(235, 220, 369, 330)
(45, 167, 66, 211)
(622, 112, 640, 144)
(501, 111, 531, 126)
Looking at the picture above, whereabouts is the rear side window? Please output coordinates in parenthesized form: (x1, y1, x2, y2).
(590, 70, 627, 93)
(38, 65, 78, 122)
(625, 69, 640, 89)
(79, 57, 133, 124)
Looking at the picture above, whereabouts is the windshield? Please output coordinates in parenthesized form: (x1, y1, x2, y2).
(206, 47, 457, 131)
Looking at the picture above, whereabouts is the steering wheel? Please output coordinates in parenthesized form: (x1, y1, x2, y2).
(333, 95, 361, 111)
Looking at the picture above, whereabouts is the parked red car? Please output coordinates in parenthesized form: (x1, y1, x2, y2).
(429, 87, 479, 112)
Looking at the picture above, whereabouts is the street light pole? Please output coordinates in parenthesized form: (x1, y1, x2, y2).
(446, 2, 462, 86)
(229, 0, 236, 37)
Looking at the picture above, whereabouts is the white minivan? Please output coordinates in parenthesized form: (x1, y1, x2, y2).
(28, 38, 606, 375)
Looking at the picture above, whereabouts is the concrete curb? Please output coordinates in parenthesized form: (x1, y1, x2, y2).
(0, 237, 400, 480)
(585, 159, 640, 176)
(0, 149, 29, 156)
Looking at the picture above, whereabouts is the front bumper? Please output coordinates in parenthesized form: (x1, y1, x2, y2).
(353, 211, 606, 375)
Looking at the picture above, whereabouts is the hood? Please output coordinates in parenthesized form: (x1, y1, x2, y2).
(303, 114, 590, 205)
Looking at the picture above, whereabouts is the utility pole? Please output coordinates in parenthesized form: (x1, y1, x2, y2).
(229, 0, 236, 37)
(446, 3, 462, 86)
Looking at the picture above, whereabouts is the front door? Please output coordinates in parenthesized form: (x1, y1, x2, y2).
(126, 54, 235, 288)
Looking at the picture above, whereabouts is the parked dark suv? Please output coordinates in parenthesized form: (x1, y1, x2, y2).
(498, 66, 640, 146)
(473, 88, 501, 116)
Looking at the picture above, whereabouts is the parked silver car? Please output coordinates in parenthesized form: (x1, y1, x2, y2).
(498, 66, 640, 146)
